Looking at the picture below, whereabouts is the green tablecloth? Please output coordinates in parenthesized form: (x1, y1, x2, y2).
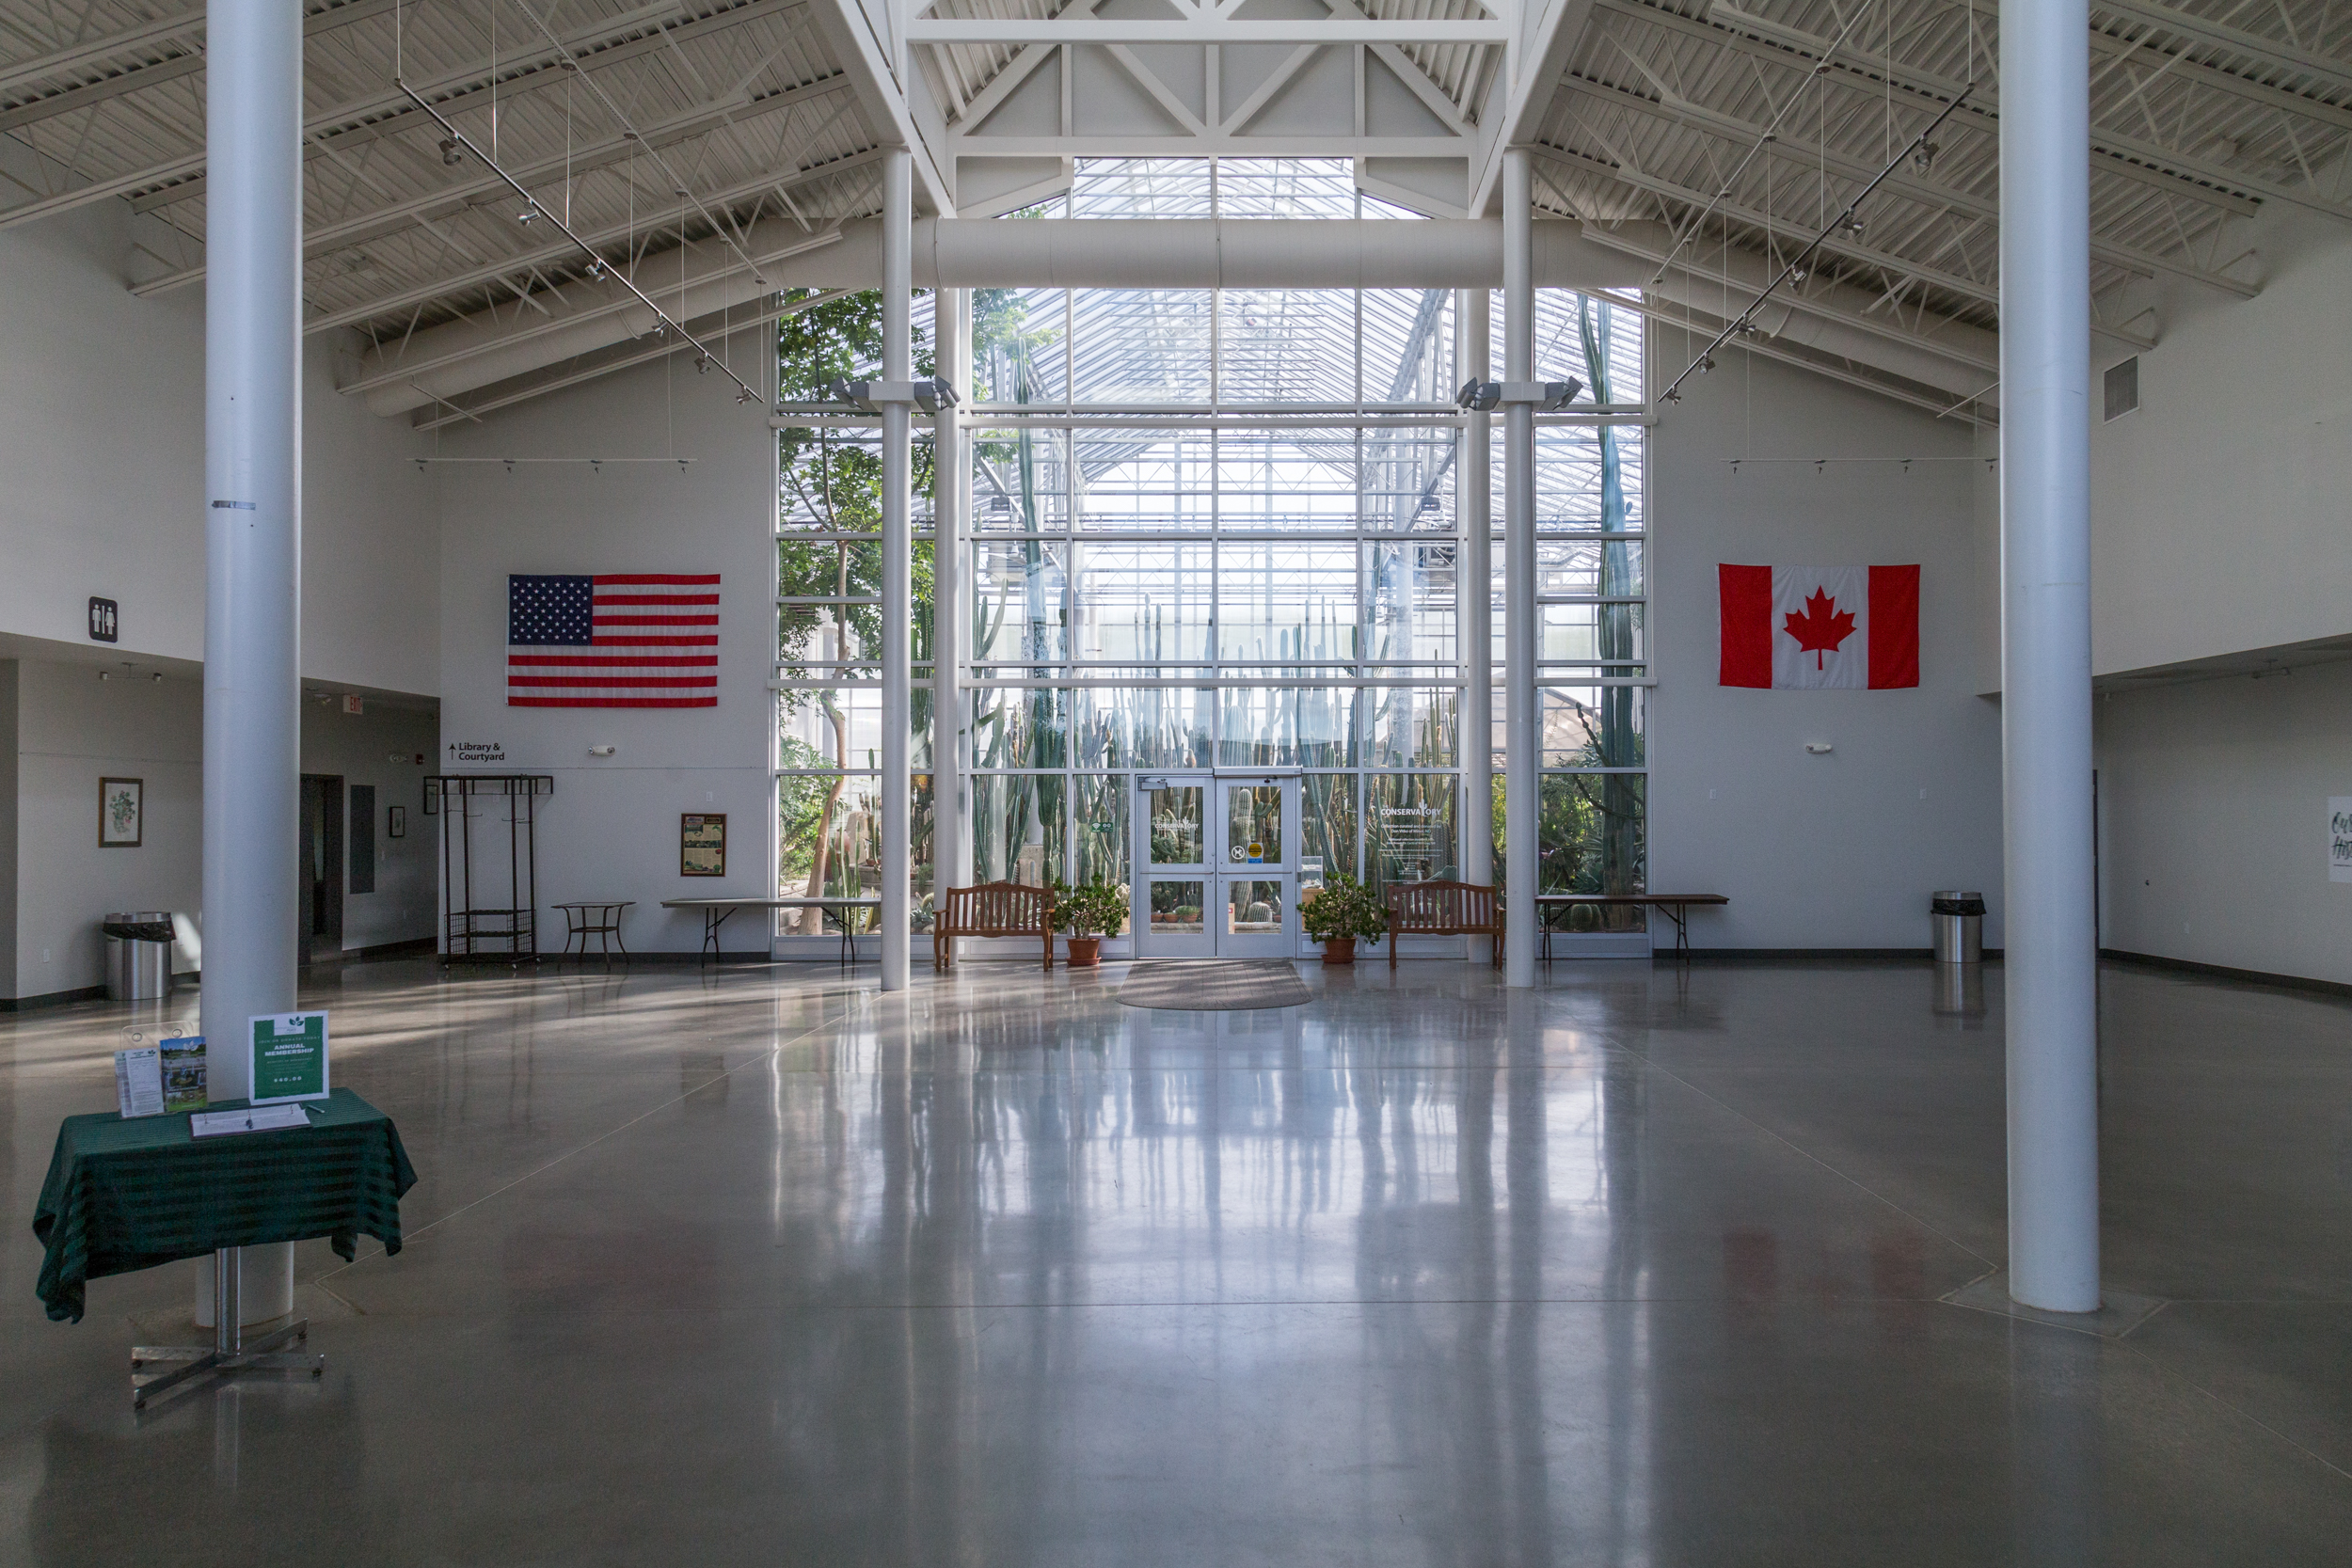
(32, 1087, 417, 1323)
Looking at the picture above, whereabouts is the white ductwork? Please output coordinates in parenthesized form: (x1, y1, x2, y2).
(350, 211, 2005, 417)
(350, 216, 1664, 415)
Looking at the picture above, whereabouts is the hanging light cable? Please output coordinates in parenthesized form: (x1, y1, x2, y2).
(1659, 85, 1977, 405)
(396, 81, 766, 407)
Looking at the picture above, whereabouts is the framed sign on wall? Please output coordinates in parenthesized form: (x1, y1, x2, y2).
(681, 813, 726, 877)
(99, 777, 142, 847)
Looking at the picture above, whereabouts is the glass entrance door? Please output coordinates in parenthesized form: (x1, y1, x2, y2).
(1136, 776, 1215, 958)
(1133, 773, 1298, 958)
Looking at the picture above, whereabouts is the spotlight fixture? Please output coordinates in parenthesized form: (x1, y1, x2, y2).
(1912, 139, 1939, 172)
(1697, 356, 1717, 374)
(1454, 379, 1502, 411)
(584, 258, 606, 279)
(737, 387, 759, 404)
(695, 355, 711, 374)
(1790, 264, 1808, 283)
(516, 205, 537, 225)
(1844, 215, 1866, 236)
(439, 137, 463, 166)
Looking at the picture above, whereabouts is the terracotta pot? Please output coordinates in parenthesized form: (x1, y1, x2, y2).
(1321, 938, 1358, 965)
(1066, 937, 1103, 968)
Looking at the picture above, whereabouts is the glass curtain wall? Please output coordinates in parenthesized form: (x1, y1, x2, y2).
(776, 159, 1647, 941)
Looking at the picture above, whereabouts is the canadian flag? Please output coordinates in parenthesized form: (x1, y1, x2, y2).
(1719, 564, 1919, 689)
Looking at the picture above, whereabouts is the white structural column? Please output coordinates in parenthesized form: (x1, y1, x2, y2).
(880, 149, 914, 992)
(199, 0, 303, 1326)
(2000, 0, 2101, 1312)
(933, 288, 969, 904)
(1501, 150, 1538, 989)
(1457, 287, 1494, 960)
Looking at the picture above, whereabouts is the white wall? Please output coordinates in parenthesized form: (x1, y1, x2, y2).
(2088, 204, 2352, 676)
(0, 190, 439, 694)
(434, 337, 779, 957)
(300, 699, 440, 953)
(2098, 660, 2352, 984)
(0, 662, 16, 988)
(2064, 205, 2352, 986)
(8, 658, 203, 1001)
(1645, 340, 2004, 951)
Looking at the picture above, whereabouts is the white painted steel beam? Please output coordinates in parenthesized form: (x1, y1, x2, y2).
(1573, 225, 2004, 384)
(954, 135, 1467, 157)
(2091, 0, 2352, 98)
(1470, 0, 1598, 215)
(0, 7, 205, 101)
(310, 151, 869, 338)
(1559, 71, 2262, 297)
(0, 0, 400, 111)
(1502, 148, 1536, 989)
(880, 147, 913, 992)
(203, 0, 306, 1323)
(1683, 1, 2352, 225)
(347, 222, 843, 413)
(2002, 0, 2103, 1315)
(133, 75, 857, 298)
(909, 20, 1511, 44)
(934, 288, 971, 895)
(807, 0, 952, 216)
(347, 214, 1658, 412)
(1457, 285, 1494, 961)
(0, 0, 729, 230)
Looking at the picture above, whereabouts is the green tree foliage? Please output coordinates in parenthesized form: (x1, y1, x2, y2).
(774, 290, 939, 918)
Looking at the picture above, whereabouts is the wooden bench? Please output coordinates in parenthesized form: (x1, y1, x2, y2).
(933, 881, 1057, 972)
(1384, 879, 1502, 969)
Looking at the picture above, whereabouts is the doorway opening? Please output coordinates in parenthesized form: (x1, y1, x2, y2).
(300, 774, 344, 964)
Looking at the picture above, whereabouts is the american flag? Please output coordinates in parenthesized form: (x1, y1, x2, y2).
(507, 573, 720, 707)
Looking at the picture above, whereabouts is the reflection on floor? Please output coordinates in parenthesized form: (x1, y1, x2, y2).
(4, 956, 2350, 1563)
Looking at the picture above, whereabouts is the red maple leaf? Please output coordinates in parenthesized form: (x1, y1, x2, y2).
(1782, 587, 1857, 670)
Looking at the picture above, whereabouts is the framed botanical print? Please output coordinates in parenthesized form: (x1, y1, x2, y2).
(681, 813, 725, 877)
(99, 777, 142, 847)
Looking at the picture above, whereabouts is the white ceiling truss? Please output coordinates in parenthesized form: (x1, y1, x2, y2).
(0, 0, 894, 390)
(1532, 0, 2351, 409)
(897, 0, 1592, 215)
(0, 0, 2339, 420)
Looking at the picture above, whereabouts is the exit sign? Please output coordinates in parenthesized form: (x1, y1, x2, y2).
(87, 596, 118, 642)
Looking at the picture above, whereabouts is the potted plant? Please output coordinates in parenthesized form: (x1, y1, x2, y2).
(1053, 879, 1129, 967)
(1300, 875, 1386, 964)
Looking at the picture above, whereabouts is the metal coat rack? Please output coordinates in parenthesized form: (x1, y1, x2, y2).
(426, 775, 555, 962)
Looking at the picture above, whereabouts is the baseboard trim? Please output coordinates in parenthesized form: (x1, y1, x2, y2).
(1668, 948, 2006, 964)
(2100, 948, 2352, 1000)
(0, 985, 108, 1013)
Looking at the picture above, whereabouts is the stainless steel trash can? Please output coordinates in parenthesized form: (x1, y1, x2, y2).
(103, 911, 176, 1002)
(1931, 892, 1984, 965)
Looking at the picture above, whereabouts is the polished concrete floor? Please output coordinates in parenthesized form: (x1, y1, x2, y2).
(4, 955, 2351, 1564)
